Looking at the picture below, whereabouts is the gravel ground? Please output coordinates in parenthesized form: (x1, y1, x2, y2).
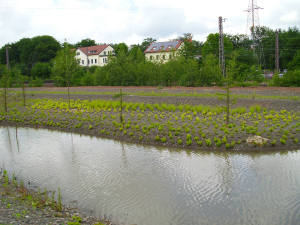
(13, 86, 300, 111)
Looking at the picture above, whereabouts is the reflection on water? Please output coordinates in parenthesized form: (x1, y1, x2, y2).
(0, 126, 300, 225)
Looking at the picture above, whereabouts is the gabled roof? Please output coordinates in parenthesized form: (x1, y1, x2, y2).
(77, 45, 110, 56)
(144, 40, 183, 53)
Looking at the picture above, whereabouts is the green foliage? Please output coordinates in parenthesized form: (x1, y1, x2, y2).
(0, 36, 61, 75)
(272, 70, 300, 87)
(199, 54, 223, 86)
(28, 77, 43, 87)
(202, 33, 233, 58)
(288, 50, 300, 70)
(51, 43, 79, 86)
(140, 37, 157, 52)
(75, 38, 96, 48)
(31, 62, 51, 79)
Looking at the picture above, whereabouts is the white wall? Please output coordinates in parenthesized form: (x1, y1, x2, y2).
(75, 45, 114, 67)
(145, 43, 183, 63)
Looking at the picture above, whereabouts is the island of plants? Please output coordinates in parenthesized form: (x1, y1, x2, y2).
(0, 90, 299, 152)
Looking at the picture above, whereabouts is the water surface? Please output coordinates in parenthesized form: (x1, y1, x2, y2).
(0, 126, 300, 225)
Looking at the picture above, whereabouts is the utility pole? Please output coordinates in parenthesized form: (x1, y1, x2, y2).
(245, 0, 264, 67)
(219, 16, 230, 124)
(219, 16, 226, 78)
(275, 30, 279, 73)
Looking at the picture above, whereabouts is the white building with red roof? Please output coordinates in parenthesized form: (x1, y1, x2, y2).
(75, 45, 114, 67)
(144, 40, 184, 63)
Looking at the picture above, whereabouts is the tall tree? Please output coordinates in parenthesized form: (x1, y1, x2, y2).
(113, 43, 129, 56)
(140, 37, 157, 52)
(178, 33, 202, 59)
(202, 33, 233, 58)
(75, 38, 96, 48)
(51, 43, 78, 87)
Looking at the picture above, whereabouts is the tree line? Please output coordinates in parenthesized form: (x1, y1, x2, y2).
(0, 26, 300, 88)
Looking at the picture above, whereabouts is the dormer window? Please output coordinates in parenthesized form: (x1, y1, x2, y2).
(76, 52, 80, 55)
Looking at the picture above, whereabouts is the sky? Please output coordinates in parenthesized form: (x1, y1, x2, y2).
(0, 0, 299, 47)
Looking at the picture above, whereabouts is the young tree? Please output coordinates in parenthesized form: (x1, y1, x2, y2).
(51, 43, 78, 107)
(0, 65, 9, 112)
(199, 54, 222, 86)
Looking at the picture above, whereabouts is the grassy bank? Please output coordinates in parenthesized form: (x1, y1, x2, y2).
(0, 170, 109, 225)
(0, 96, 299, 152)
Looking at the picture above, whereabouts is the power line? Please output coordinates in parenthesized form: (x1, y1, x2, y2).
(0, 6, 94, 10)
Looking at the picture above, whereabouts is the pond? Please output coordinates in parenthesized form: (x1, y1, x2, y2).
(1, 126, 300, 225)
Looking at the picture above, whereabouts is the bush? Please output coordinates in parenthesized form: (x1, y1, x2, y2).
(281, 70, 300, 86)
(271, 70, 300, 87)
(31, 62, 51, 79)
(28, 77, 43, 87)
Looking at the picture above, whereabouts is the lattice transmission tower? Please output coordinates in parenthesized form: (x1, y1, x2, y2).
(244, 0, 265, 68)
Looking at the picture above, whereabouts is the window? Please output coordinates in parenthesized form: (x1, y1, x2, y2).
(103, 58, 108, 63)
(156, 55, 159, 60)
(91, 59, 93, 64)
(87, 59, 90, 65)
(82, 60, 84, 64)
(162, 55, 166, 60)
(150, 56, 153, 60)
(103, 51, 107, 56)
(76, 52, 80, 56)
(95, 59, 97, 64)
(169, 54, 172, 59)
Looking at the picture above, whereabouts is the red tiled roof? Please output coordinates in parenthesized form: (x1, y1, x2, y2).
(77, 45, 110, 56)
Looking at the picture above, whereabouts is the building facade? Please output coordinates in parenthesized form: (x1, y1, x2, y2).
(75, 45, 114, 67)
(144, 40, 183, 63)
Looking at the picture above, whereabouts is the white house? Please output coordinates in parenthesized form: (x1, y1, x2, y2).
(75, 45, 114, 67)
(144, 40, 184, 63)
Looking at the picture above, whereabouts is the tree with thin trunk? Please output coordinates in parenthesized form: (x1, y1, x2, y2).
(0, 66, 9, 112)
(51, 42, 78, 108)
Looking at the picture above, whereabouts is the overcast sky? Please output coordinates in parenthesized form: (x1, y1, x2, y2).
(0, 0, 299, 47)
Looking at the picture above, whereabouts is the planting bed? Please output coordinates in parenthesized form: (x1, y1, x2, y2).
(1, 86, 299, 152)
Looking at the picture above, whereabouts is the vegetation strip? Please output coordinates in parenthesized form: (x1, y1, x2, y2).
(10, 90, 300, 101)
(1, 97, 299, 152)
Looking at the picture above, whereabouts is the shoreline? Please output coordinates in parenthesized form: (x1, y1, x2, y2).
(1, 120, 299, 153)
(0, 172, 111, 225)
(1, 86, 299, 153)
